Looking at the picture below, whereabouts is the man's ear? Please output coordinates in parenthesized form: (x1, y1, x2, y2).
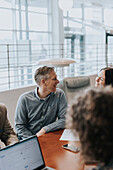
(41, 79, 46, 85)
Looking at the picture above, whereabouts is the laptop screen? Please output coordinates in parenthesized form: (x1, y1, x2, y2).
(0, 136, 45, 170)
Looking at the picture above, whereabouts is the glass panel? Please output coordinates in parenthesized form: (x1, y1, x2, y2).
(85, 7, 102, 23)
(104, 9, 113, 27)
(0, 0, 11, 8)
(21, 11, 26, 30)
(28, 0, 48, 13)
(29, 32, 49, 43)
(29, 13, 48, 31)
(16, 10, 20, 30)
(68, 21, 82, 28)
(68, 8, 82, 19)
(0, 31, 13, 42)
(84, 8, 93, 21)
(28, 6, 47, 14)
(92, 8, 102, 23)
(0, 9, 12, 29)
(0, 44, 8, 90)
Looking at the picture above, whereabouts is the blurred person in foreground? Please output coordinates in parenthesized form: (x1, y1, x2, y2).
(95, 67, 113, 87)
(0, 103, 18, 147)
(66, 86, 113, 170)
(15, 66, 67, 139)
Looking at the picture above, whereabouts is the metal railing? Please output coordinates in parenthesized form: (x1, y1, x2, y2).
(0, 43, 112, 91)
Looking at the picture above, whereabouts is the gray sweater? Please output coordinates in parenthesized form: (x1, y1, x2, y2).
(15, 88, 67, 139)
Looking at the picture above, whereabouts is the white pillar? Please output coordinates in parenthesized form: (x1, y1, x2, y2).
(51, 0, 64, 57)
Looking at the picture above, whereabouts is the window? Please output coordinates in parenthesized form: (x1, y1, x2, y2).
(0, 0, 51, 91)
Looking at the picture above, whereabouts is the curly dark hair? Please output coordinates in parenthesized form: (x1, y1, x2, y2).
(66, 86, 113, 164)
(100, 67, 113, 87)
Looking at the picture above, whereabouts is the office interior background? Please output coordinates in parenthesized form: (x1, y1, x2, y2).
(0, 0, 113, 126)
(0, 0, 113, 91)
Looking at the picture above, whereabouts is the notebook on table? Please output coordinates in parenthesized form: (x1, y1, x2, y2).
(0, 135, 55, 170)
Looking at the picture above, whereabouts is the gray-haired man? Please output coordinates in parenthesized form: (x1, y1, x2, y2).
(15, 66, 67, 139)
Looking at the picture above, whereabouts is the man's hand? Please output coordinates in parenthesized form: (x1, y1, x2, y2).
(36, 128, 46, 137)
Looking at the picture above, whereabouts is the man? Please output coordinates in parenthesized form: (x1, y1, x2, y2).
(0, 103, 18, 146)
(66, 87, 113, 169)
(15, 66, 67, 139)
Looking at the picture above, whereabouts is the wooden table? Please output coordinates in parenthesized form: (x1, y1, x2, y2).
(38, 129, 96, 170)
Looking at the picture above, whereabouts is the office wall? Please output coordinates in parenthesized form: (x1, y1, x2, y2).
(0, 74, 97, 129)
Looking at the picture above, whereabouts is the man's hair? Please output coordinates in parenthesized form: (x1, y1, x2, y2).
(34, 66, 54, 85)
(100, 67, 113, 86)
(66, 87, 113, 164)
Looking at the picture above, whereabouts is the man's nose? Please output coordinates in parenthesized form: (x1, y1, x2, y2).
(57, 79, 59, 84)
(96, 77, 100, 82)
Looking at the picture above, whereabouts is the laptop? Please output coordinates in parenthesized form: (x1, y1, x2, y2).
(0, 135, 55, 170)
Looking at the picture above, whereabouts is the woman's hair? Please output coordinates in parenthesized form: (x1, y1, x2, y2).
(66, 87, 113, 164)
(100, 67, 113, 86)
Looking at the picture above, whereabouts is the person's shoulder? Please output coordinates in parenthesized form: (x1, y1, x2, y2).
(0, 103, 7, 116)
(0, 103, 6, 109)
(0, 103, 7, 111)
(19, 90, 35, 101)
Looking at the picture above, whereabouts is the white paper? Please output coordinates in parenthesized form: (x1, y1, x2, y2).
(60, 129, 79, 141)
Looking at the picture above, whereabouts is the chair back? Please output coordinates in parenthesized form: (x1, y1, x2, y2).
(63, 76, 90, 104)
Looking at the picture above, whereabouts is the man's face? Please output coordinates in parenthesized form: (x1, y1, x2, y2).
(95, 70, 105, 87)
(44, 70, 59, 93)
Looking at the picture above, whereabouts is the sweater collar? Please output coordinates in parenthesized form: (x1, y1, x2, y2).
(35, 87, 54, 100)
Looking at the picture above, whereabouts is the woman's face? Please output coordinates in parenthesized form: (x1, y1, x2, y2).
(95, 70, 105, 87)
